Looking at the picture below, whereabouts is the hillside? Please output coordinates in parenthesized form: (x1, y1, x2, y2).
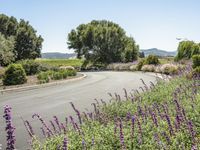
(140, 48, 177, 57)
(41, 52, 76, 59)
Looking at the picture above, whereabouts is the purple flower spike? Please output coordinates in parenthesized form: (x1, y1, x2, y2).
(24, 120, 35, 138)
(3, 105, 16, 150)
(63, 136, 68, 150)
(119, 119, 126, 150)
(131, 116, 135, 140)
(53, 116, 61, 133)
(32, 113, 53, 136)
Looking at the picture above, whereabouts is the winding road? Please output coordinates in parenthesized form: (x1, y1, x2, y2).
(0, 71, 157, 149)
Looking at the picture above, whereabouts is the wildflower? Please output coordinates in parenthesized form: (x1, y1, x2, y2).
(70, 102, 82, 124)
(3, 105, 16, 150)
(32, 113, 53, 136)
(63, 137, 68, 150)
(119, 119, 126, 150)
(53, 116, 61, 133)
(50, 120, 57, 134)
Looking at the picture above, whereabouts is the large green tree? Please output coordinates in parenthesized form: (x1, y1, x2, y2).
(0, 33, 15, 66)
(0, 14, 43, 63)
(176, 40, 200, 60)
(68, 20, 139, 65)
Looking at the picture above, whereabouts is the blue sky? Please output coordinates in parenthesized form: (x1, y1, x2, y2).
(0, 0, 200, 53)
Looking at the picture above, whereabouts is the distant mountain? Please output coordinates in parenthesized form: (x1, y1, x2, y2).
(41, 52, 76, 59)
(140, 48, 177, 57)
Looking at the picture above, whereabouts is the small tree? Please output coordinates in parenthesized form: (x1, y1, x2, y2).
(3, 64, 27, 85)
(145, 55, 160, 65)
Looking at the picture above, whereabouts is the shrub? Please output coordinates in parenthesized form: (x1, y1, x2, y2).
(0, 67, 5, 79)
(3, 64, 27, 85)
(37, 72, 49, 84)
(18, 59, 40, 75)
(51, 72, 63, 80)
(136, 59, 145, 70)
(145, 55, 160, 65)
(129, 65, 137, 71)
(141, 65, 155, 72)
(192, 55, 200, 69)
(160, 64, 179, 75)
(66, 69, 77, 76)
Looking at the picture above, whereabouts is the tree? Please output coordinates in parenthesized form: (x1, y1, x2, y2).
(0, 14, 43, 62)
(68, 20, 139, 65)
(176, 40, 200, 60)
(0, 33, 15, 66)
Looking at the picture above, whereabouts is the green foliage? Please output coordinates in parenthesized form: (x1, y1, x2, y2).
(68, 20, 139, 65)
(3, 64, 27, 85)
(192, 66, 200, 75)
(176, 41, 200, 60)
(36, 59, 83, 68)
(136, 59, 145, 70)
(192, 55, 200, 69)
(145, 55, 160, 65)
(37, 69, 77, 84)
(17, 59, 40, 75)
(37, 71, 49, 84)
(0, 33, 15, 66)
(0, 67, 5, 79)
(0, 14, 43, 62)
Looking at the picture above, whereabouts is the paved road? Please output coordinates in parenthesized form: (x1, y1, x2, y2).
(0, 71, 157, 149)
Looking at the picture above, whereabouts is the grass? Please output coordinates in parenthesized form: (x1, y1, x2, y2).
(35, 58, 83, 68)
(28, 74, 200, 149)
(159, 57, 174, 64)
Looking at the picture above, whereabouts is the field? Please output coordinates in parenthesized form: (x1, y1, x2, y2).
(35, 58, 83, 68)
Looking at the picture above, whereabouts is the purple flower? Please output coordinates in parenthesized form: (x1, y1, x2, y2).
(32, 113, 53, 136)
(63, 137, 68, 150)
(23, 119, 34, 138)
(53, 116, 61, 133)
(118, 119, 126, 150)
(161, 132, 170, 145)
(70, 102, 82, 124)
(50, 120, 57, 134)
(164, 114, 174, 136)
(187, 120, 196, 144)
(131, 116, 135, 140)
(3, 105, 16, 150)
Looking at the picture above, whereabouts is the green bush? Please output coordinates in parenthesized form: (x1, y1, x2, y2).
(145, 55, 160, 65)
(192, 54, 200, 69)
(136, 59, 145, 70)
(160, 64, 179, 75)
(51, 71, 63, 80)
(18, 59, 40, 75)
(37, 72, 49, 84)
(3, 64, 27, 85)
(0, 67, 5, 79)
(66, 69, 77, 76)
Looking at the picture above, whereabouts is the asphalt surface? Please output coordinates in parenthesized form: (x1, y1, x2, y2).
(0, 71, 157, 149)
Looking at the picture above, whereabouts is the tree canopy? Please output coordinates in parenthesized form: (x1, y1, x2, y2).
(176, 40, 200, 60)
(67, 20, 139, 65)
(0, 33, 15, 66)
(0, 14, 43, 65)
